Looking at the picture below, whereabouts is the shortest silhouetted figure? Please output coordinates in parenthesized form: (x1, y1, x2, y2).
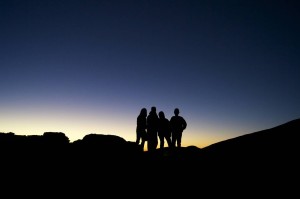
(136, 108, 147, 151)
(170, 108, 187, 148)
(158, 111, 172, 149)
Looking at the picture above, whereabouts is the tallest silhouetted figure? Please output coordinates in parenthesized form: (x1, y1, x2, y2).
(147, 106, 159, 152)
(170, 108, 187, 148)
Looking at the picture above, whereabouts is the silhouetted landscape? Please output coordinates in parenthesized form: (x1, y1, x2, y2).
(1, 118, 298, 194)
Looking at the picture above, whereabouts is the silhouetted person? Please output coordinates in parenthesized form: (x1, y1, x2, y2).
(146, 106, 159, 152)
(170, 108, 187, 148)
(158, 111, 172, 149)
(136, 108, 148, 151)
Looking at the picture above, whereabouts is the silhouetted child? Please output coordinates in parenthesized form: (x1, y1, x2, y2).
(158, 111, 172, 149)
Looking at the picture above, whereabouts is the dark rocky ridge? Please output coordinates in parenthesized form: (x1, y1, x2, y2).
(1, 118, 299, 167)
(1, 118, 299, 196)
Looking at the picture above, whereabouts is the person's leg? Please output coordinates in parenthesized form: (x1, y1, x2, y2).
(147, 131, 152, 151)
(172, 131, 178, 147)
(159, 135, 164, 149)
(136, 132, 141, 144)
(154, 132, 158, 150)
(141, 139, 145, 151)
(178, 132, 183, 147)
(166, 136, 172, 148)
(148, 131, 157, 151)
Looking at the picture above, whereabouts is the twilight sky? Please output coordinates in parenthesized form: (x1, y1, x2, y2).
(1, 0, 300, 149)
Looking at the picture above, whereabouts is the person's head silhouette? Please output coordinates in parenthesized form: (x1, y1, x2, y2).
(151, 106, 156, 112)
(159, 111, 165, 119)
(174, 108, 180, 116)
(140, 108, 147, 117)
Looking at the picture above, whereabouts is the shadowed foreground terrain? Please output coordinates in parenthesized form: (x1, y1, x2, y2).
(1, 118, 299, 195)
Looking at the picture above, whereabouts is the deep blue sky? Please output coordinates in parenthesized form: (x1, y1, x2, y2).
(1, 0, 300, 148)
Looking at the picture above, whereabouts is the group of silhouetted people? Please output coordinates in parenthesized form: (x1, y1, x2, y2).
(136, 106, 187, 152)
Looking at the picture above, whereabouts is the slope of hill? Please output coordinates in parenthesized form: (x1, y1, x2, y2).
(200, 118, 299, 164)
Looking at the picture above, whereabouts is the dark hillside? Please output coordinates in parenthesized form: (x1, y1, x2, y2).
(1, 119, 299, 168)
(1, 118, 299, 191)
(200, 118, 299, 164)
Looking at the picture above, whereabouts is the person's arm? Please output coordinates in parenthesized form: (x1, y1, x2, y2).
(182, 117, 187, 130)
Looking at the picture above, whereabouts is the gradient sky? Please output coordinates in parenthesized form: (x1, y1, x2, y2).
(1, 0, 300, 149)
